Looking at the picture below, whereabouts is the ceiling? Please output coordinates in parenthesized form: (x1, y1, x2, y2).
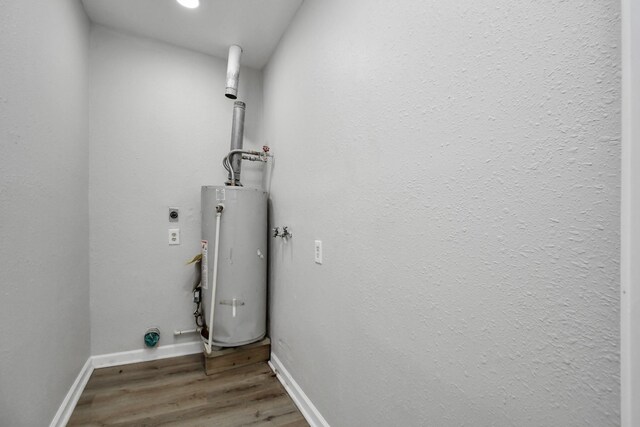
(81, 0, 304, 69)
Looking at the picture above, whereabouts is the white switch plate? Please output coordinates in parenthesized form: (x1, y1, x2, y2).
(314, 240, 322, 264)
(169, 228, 180, 245)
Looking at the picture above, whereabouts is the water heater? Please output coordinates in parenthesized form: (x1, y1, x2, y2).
(201, 185, 268, 347)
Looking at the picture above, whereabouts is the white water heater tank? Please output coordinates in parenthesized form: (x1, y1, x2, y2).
(201, 186, 268, 347)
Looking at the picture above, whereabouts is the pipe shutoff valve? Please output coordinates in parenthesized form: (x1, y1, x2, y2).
(273, 226, 292, 239)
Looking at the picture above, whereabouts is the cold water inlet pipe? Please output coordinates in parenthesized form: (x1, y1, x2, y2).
(204, 203, 224, 354)
(223, 148, 268, 184)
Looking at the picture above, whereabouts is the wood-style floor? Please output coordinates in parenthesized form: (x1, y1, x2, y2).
(68, 354, 309, 426)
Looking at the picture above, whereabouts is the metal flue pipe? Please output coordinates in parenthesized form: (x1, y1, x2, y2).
(227, 101, 246, 186)
(225, 45, 242, 99)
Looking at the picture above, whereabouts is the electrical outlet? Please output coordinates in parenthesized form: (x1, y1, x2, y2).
(169, 228, 180, 245)
(314, 240, 322, 264)
(169, 207, 179, 222)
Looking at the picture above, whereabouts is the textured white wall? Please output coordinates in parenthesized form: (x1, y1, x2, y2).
(622, 1, 640, 425)
(89, 27, 264, 355)
(264, 1, 620, 426)
(0, 0, 90, 425)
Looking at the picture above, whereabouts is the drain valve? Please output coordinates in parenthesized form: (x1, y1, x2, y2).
(144, 327, 160, 348)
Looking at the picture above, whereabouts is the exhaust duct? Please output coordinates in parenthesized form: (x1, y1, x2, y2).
(227, 101, 246, 185)
(225, 45, 242, 99)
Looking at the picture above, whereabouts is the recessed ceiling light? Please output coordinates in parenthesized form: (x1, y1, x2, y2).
(177, 0, 199, 9)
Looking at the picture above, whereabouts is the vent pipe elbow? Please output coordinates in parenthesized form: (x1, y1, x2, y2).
(225, 45, 242, 99)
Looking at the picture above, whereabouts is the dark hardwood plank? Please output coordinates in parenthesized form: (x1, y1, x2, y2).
(68, 354, 308, 427)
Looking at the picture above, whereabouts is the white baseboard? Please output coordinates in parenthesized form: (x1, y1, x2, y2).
(269, 352, 330, 427)
(91, 341, 203, 369)
(49, 357, 94, 427)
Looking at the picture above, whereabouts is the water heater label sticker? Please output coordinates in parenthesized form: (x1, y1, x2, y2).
(216, 189, 225, 201)
(201, 240, 208, 289)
